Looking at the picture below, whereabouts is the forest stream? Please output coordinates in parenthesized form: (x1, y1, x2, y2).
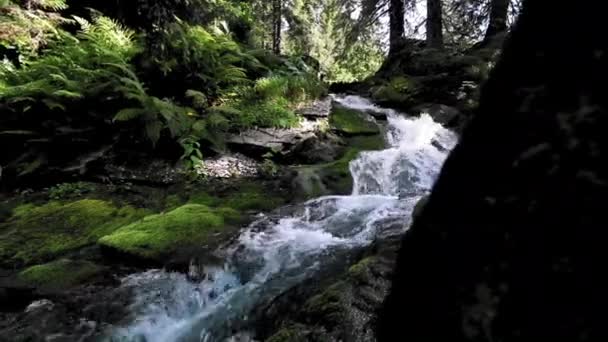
(106, 95, 457, 341)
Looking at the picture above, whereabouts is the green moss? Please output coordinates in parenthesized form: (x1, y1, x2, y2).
(215, 207, 243, 224)
(348, 257, 375, 284)
(164, 194, 184, 211)
(330, 106, 380, 136)
(313, 134, 385, 195)
(189, 183, 285, 213)
(303, 281, 348, 325)
(18, 259, 105, 290)
(266, 326, 307, 342)
(98, 204, 236, 260)
(371, 75, 420, 106)
(0, 199, 149, 267)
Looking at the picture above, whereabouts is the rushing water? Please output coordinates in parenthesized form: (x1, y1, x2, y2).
(107, 95, 458, 342)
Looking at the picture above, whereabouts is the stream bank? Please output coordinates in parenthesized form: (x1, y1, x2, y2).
(0, 95, 401, 341)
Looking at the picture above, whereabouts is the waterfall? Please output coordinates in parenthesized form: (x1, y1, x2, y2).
(107, 95, 458, 342)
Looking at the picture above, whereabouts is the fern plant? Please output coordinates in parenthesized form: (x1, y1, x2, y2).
(110, 63, 194, 145)
(143, 22, 260, 104)
(0, 15, 139, 111)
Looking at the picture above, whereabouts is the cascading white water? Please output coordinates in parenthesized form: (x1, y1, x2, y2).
(107, 95, 458, 342)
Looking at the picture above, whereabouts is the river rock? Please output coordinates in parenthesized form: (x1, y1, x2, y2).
(195, 153, 259, 178)
(410, 103, 461, 126)
(286, 132, 345, 165)
(226, 119, 326, 159)
(296, 97, 332, 119)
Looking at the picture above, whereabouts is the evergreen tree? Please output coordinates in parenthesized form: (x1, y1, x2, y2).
(389, 0, 405, 55)
(484, 0, 510, 42)
(427, 0, 444, 48)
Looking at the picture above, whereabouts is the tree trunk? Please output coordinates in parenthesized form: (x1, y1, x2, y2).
(484, 0, 509, 42)
(426, 0, 443, 48)
(389, 0, 405, 55)
(272, 0, 282, 54)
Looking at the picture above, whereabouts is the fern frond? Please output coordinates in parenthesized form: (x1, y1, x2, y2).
(114, 108, 144, 121)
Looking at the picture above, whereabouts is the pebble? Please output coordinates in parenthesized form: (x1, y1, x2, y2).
(195, 154, 259, 179)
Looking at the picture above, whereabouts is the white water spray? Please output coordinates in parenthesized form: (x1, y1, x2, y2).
(107, 95, 457, 342)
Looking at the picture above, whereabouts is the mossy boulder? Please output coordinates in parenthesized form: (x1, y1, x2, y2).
(330, 106, 380, 136)
(303, 281, 348, 327)
(291, 134, 385, 198)
(17, 259, 106, 291)
(0, 199, 149, 267)
(347, 257, 376, 284)
(315, 135, 386, 195)
(98, 204, 238, 261)
(370, 75, 420, 107)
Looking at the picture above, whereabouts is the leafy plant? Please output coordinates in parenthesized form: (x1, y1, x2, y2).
(143, 22, 259, 103)
(179, 135, 203, 170)
(0, 15, 140, 112)
(48, 182, 94, 200)
(259, 156, 279, 178)
(110, 63, 194, 145)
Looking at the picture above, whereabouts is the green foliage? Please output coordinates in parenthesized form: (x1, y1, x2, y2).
(98, 204, 238, 261)
(216, 74, 325, 130)
(283, 0, 385, 83)
(0, 4, 327, 178)
(259, 158, 280, 178)
(111, 63, 194, 145)
(1, 15, 139, 111)
(18, 259, 104, 290)
(144, 22, 256, 103)
(179, 135, 204, 170)
(48, 182, 95, 200)
(0, 199, 149, 267)
(0, 3, 64, 60)
(328, 40, 384, 82)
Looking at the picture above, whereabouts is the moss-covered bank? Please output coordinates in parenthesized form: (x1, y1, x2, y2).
(0, 199, 149, 268)
(17, 259, 106, 291)
(98, 204, 240, 261)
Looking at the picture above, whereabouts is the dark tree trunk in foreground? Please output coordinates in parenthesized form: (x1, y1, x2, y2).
(379, 0, 608, 341)
(272, 0, 282, 54)
(426, 0, 443, 48)
(389, 0, 405, 55)
(484, 0, 510, 42)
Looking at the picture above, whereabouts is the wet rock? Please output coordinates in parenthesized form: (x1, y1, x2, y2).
(260, 235, 402, 342)
(0, 284, 133, 342)
(226, 119, 326, 159)
(287, 132, 345, 165)
(411, 195, 429, 222)
(410, 103, 461, 127)
(297, 97, 332, 119)
(330, 106, 380, 136)
(24, 299, 54, 313)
